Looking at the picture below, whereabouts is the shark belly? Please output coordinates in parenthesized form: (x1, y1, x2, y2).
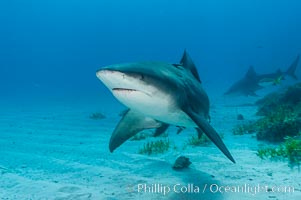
(112, 89, 196, 127)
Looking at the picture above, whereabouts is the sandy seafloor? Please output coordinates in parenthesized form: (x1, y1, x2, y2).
(0, 96, 301, 200)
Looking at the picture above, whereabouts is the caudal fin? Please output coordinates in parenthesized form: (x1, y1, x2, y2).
(286, 55, 300, 80)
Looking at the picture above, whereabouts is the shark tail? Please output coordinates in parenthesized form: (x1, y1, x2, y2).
(286, 55, 300, 80)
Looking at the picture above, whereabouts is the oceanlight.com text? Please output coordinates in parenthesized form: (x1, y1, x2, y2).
(129, 183, 294, 196)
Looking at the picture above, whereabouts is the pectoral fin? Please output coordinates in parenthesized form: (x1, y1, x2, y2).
(184, 109, 235, 163)
(109, 109, 162, 152)
(153, 123, 169, 137)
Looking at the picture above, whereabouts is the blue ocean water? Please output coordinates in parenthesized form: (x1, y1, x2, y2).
(1, 0, 300, 104)
(1, 0, 301, 199)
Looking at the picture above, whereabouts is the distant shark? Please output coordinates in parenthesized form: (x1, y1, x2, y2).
(224, 55, 300, 96)
(96, 50, 235, 163)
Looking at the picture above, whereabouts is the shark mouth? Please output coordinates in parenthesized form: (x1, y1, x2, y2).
(112, 88, 151, 97)
(112, 88, 138, 92)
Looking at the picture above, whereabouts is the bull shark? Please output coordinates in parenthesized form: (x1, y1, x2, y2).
(224, 55, 300, 96)
(96, 50, 235, 163)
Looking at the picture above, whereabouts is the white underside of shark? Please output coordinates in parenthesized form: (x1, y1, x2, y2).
(97, 70, 195, 127)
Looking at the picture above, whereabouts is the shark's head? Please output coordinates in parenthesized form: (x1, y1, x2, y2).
(96, 62, 173, 91)
(97, 68, 149, 95)
(224, 66, 261, 97)
(96, 62, 181, 122)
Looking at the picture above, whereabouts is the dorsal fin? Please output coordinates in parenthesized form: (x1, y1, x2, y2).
(180, 50, 201, 82)
(245, 66, 257, 78)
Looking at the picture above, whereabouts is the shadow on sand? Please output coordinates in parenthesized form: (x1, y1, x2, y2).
(168, 168, 224, 200)
(114, 154, 226, 200)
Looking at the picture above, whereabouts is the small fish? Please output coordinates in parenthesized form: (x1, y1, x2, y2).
(258, 75, 283, 87)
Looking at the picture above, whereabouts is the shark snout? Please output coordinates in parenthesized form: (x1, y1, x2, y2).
(96, 69, 113, 80)
(96, 69, 123, 90)
(96, 68, 144, 92)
